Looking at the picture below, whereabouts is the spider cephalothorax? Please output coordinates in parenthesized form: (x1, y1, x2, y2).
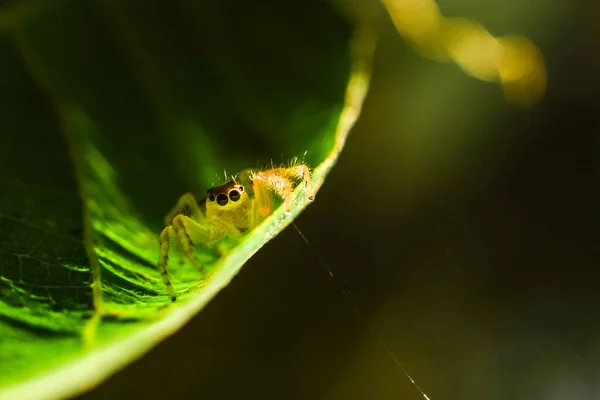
(203, 180, 252, 235)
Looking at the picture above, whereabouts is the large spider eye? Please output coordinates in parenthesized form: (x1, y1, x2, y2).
(238, 185, 244, 192)
(216, 193, 228, 206)
(229, 190, 240, 202)
(208, 195, 215, 202)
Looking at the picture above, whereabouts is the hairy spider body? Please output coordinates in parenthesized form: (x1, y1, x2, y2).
(158, 163, 314, 301)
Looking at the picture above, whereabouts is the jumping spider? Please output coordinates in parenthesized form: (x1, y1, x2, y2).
(158, 163, 314, 301)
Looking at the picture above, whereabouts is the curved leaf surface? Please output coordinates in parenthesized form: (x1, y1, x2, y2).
(0, 1, 374, 399)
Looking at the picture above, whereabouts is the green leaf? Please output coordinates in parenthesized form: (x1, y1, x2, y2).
(0, 1, 374, 399)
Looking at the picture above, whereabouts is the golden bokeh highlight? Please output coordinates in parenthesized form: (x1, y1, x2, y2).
(382, 0, 547, 106)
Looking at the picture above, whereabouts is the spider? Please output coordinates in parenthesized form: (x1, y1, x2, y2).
(157, 162, 315, 301)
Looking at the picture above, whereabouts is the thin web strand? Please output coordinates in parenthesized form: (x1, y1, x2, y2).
(292, 222, 431, 400)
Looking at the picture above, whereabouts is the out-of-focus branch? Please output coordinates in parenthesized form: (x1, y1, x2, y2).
(381, 0, 546, 106)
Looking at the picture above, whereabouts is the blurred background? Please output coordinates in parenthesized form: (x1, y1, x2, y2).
(4, 0, 597, 398)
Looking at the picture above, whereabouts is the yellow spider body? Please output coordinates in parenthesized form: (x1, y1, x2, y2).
(158, 163, 314, 301)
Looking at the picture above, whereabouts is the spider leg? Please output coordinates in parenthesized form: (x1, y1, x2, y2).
(288, 163, 315, 202)
(164, 192, 203, 226)
(158, 226, 177, 301)
(158, 214, 211, 302)
(251, 164, 314, 215)
(251, 170, 293, 213)
(172, 214, 211, 270)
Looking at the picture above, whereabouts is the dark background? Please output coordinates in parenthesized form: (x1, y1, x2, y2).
(63, 1, 600, 399)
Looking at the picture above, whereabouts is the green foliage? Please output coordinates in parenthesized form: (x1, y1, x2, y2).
(0, 1, 372, 399)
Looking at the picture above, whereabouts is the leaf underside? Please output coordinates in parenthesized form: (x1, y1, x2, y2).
(0, 1, 373, 399)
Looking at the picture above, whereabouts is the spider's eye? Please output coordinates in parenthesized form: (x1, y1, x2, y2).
(208, 195, 215, 202)
(238, 185, 244, 192)
(216, 193, 228, 206)
(229, 190, 240, 202)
